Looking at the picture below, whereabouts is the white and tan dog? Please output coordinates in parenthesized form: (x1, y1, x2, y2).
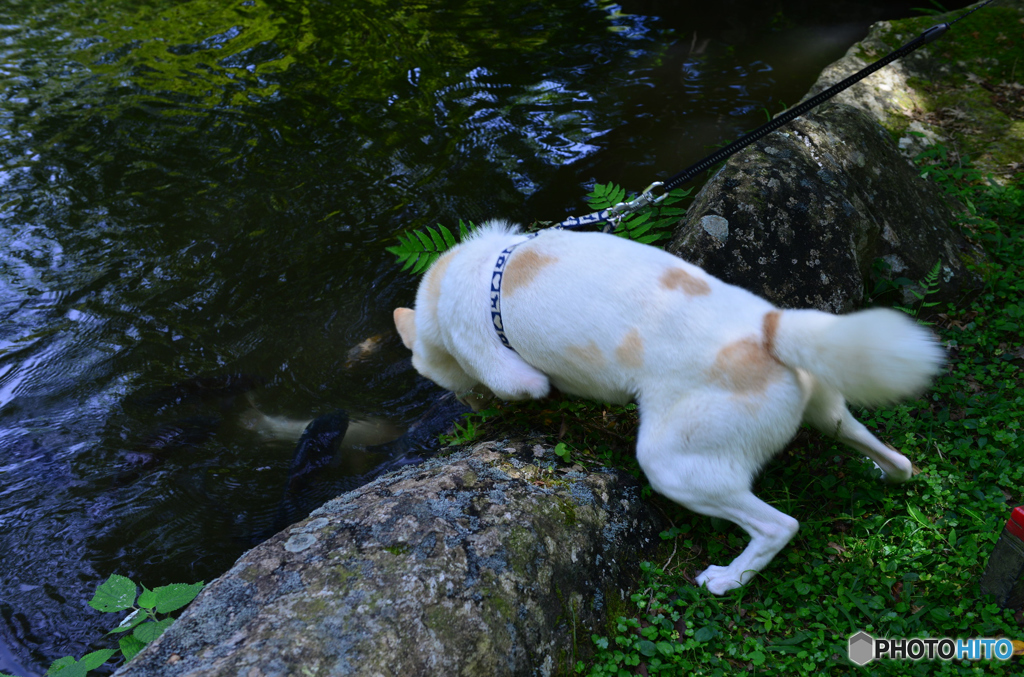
(393, 221, 943, 594)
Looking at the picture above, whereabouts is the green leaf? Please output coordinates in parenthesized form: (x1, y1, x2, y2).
(138, 586, 157, 610)
(427, 226, 444, 250)
(108, 609, 147, 634)
(656, 641, 676, 656)
(134, 618, 175, 643)
(399, 251, 419, 272)
(637, 639, 657, 657)
(153, 581, 204, 614)
(907, 504, 935, 530)
(694, 626, 716, 642)
(80, 650, 117, 671)
(411, 252, 436, 274)
(119, 635, 148, 662)
(89, 574, 137, 613)
(439, 224, 456, 248)
(413, 229, 434, 250)
(45, 657, 78, 677)
(45, 650, 116, 677)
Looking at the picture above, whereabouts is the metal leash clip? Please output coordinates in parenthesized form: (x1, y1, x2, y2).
(602, 182, 667, 232)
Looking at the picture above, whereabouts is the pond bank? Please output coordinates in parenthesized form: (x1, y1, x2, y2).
(115, 3, 1024, 676)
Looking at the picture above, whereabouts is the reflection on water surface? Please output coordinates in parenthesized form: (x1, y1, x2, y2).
(0, 0, 970, 672)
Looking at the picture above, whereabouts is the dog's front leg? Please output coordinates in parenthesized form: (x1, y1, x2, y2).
(464, 346, 551, 402)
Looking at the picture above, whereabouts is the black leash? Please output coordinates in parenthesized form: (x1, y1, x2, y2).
(557, 0, 995, 230)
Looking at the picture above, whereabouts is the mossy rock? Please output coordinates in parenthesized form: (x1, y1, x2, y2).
(668, 101, 983, 312)
(114, 440, 664, 677)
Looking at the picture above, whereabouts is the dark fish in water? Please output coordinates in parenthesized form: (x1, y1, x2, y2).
(286, 411, 350, 494)
(115, 373, 265, 474)
(271, 410, 354, 532)
(252, 391, 472, 537)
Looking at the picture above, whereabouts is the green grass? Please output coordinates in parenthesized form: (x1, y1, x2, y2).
(585, 151, 1024, 674)
(440, 149, 1024, 674)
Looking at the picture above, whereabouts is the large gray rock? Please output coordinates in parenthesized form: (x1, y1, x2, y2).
(114, 440, 663, 677)
(667, 105, 985, 312)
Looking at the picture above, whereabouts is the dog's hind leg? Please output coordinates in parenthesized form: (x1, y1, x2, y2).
(801, 374, 913, 483)
(690, 487, 799, 595)
(636, 400, 801, 595)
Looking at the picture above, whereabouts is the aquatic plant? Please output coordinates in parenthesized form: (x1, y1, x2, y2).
(1, 575, 206, 677)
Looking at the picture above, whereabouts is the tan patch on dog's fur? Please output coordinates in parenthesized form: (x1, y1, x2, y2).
(424, 250, 456, 316)
(615, 328, 644, 369)
(710, 337, 783, 394)
(659, 267, 711, 296)
(568, 340, 606, 368)
(762, 311, 782, 363)
(504, 248, 558, 297)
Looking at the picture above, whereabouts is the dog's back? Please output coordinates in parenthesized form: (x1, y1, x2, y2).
(491, 228, 775, 404)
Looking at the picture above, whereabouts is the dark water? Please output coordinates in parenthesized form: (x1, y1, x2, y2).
(0, 0, 972, 673)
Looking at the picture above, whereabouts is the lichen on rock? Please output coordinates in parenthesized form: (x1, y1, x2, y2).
(667, 102, 984, 312)
(114, 440, 663, 677)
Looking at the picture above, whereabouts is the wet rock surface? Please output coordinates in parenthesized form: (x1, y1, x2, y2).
(114, 440, 663, 677)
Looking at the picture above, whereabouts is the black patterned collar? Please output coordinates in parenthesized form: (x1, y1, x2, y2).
(488, 232, 540, 352)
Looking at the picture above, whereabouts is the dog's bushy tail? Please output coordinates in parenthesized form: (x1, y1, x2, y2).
(769, 308, 945, 407)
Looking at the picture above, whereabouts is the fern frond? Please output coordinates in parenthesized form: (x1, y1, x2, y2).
(386, 221, 478, 275)
(388, 181, 691, 276)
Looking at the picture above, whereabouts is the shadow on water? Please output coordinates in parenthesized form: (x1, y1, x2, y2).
(0, 0, 975, 673)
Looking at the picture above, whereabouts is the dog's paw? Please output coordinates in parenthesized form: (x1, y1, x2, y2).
(492, 371, 550, 401)
(873, 457, 912, 484)
(695, 566, 743, 595)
